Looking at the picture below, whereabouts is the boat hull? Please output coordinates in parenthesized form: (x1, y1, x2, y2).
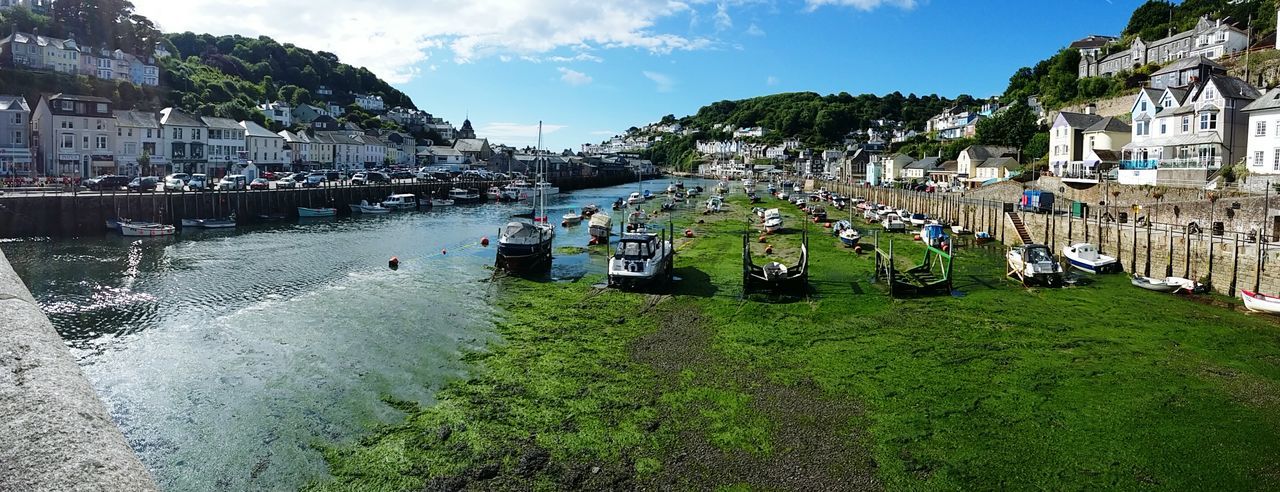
(1066, 256, 1118, 274)
(298, 207, 337, 218)
(1241, 290, 1280, 313)
(119, 223, 175, 237)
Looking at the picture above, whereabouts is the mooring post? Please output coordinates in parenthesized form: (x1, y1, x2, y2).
(1166, 225, 1174, 278)
(1230, 232, 1240, 296)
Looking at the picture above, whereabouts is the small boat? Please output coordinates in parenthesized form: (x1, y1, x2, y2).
(909, 213, 928, 226)
(627, 192, 644, 205)
(675, 181, 685, 189)
(838, 227, 861, 247)
(351, 200, 391, 214)
(919, 224, 948, 248)
(705, 197, 724, 213)
(298, 207, 337, 218)
(974, 231, 994, 244)
(430, 198, 456, 207)
(382, 194, 418, 210)
(810, 206, 827, 222)
(863, 208, 882, 222)
(950, 224, 970, 235)
(1007, 243, 1064, 287)
(608, 227, 675, 290)
(533, 182, 560, 196)
(179, 218, 201, 228)
(1131, 274, 1201, 293)
(588, 213, 612, 245)
(257, 213, 288, 221)
(778, 192, 789, 201)
(763, 208, 783, 233)
(119, 222, 175, 237)
(1062, 243, 1119, 274)
(1241, 290, 1280, 313)
(612, 198, 625, 210)
(198, 217, 237, 228)
(792, 184, 802, 193)
(666, 183, 678, 194)
(106, 217, 125, 231)
(581, 204, 600, 217)
(496, 220, 555, 273)
(562, 210, 583, 226)
(642, 190, 653, 201)
(686, 188, 700, 198)
(881, 213, 906, 232)
(486, 186, 503, 201)
(831, 220, 852, 236)
(448, 188, 482, 203)
(626, 209, 649, 233)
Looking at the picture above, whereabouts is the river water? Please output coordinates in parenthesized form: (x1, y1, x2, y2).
(1, 178, 691, 490)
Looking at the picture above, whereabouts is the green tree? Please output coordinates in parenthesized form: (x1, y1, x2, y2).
(1024, 132, 1050, 160)
(976, 104, 1039, 152)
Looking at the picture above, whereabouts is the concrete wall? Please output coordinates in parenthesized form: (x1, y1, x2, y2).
(0, 174, 644, 239)
(0, 249, 157, 491)
(830, 183, 1279, 297)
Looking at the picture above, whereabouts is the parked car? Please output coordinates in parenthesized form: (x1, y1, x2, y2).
(127, 176, 160, 192)
(164, 173, 191, 184)
(352, 172, 390, 185)
(276, 176, 299, 189)
(188, 174, 209, 191)
(303, 174, 325, 188)
(260, 171, 277, 180)
(163, 177, 185, 192)
(390, 170, 414, 180)
(217, 175, 247, 191)
(84, 175, 131, 191)
(325, 170, 341, 181)
(291, 172, 308, 182)
(249, 177, 271, 190)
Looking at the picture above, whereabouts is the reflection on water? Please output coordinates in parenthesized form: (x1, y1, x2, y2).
(1, 178, 699, 490)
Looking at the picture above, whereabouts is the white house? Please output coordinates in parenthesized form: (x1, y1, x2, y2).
(240, 120, 286, 170)
(1241, 87, 1280, 178)
(957, 145, 1016, 185)
(258, 101, 292, 128)
(32, 93, 116, 177)
(1049, 110, 1103, 176)
(159, 107, 207, 175)
(279, 130, 312, 167)
(353, 94, 385, 112)
(113, 110, 164, 175)
(201, 116, 245, 175)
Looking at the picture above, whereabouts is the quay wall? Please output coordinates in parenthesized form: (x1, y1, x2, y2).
(828, 183, 1280, 297)
(0, 175, 641, 239)
(0, 248, 157, 491)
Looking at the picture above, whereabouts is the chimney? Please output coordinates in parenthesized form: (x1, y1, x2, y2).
(1085, 103, 1096, 115)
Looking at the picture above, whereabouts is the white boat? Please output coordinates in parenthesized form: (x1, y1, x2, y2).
(1062, 243, 1119, 274)
(429, 198, 455, 207)
(950, 224, 970, 235)
(1241, 290, 1280, 313)
(198, 217, 236, 228)
(627, 209, 650, 233)
(881, 213, 906, 232)
(1007, 243, 1064, 287)
(908, 213, 928, 226)
(485, 186, 503, 201)
(382, 194, 418, 210)
(666, 183, 678, 194)
(298, 207, 337, 218)
(705, 196, 723, 213)
(919, 224, 948, 248)
(763, 208, 783, 233)
(1132, 274, 1203, 294)
(448, 188, 482, 203)
(562, 210, 583, 226)
(792, 184, 802, 193)
(608, 230, 674, 290)
(179, 218, 200, 228)
(351, 200, 390, 214)
(119, 222, 175, 237)
(588, 213, 612, 245)
(534, 182, 559, 196)
(627, 192, 644, 205)
(839, 227, 861, 247)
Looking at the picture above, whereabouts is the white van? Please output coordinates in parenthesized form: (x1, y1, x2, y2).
(217, 175, 247, 190)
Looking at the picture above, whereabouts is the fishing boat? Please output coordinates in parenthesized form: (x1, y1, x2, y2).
(1132, 274, 1201, 293)
(608, 226, 675, 290)
(1007, 243, 1063, 287)
(581, 204, 600, 217)
(919, 223, 948, 248)
(881, 213, 906, 232)
(588, 213, 612, 245)
(762, 208, 783, 233)
(838, 227, 861, 247)
(627, 209, 649, 233)
(350, 200, 391, 214)
(119, 222, 175, 237)
(298, 207, 337, 218)
(705, 196, 724, 213)
(1062, 243, 1119, 274)
(429, 198, 455, 207)
(627, 192, 644, 205)
(198, 216, 237, 228)
(106, 217, 126, 231)
(485, 186, 504, 201)
(561, 210, 583, 226)
(496, 122, 556, 274)
(382, 194, 418, 210)
(1241, 290, 1280, 313)
(448, 188, 482, 203)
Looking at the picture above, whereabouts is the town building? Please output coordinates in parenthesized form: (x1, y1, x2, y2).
(1120, 75, 1259, 187)
(1148, 56, 1226, 90)
(0, 95, 32, 176)
(457, 118, 476, 140)
(0, 0, 50, 13)
(1080, 16, 1249, 78)
(258, 101, 293, 128)
(113, 110, 164, 176)
(159, 107, 207, 175)
(1070, 35, 1118, 64)
(278, 130, 312, 168)
(1241, 88, 1280, 179)
(241, 120, 286, 170)
(0, 31, 158, 85)
(353, 94, 385, 112)
(31, 94, 116, 177)
(1048, 110, 1104, 177)
(957, 145, 1016, 183)
(1068, 116, 1132, 183)
(201, 116, 244, 175)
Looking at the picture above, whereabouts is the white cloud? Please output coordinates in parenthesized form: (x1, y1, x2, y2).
(713, 3, 733, 31)
(131, 0, 715, 84)
(642, 71, 675, 92)
(589, 130, 617, 136)
(766, 75, 779, 86)
(477, 122, 567, 147)
(803, 0, 917, 12)
(557, 67, 593, 86)
(745, 23, 766, 36)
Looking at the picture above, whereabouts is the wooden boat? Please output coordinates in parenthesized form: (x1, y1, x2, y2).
(588, 213, 612, 245)
(119, 222, 175, 237)
(1063, 243, 1118, 274)
(297, 207, 337, 218)
(1241, 290, 1280, 313)
(974, 231, 994, 244)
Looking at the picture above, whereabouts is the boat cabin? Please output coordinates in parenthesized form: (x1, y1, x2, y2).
(383, 194, 417, 208)
(615, 233, 661, 261)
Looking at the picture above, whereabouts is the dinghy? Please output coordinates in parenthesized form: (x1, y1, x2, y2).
(1063, 243, 1118, 274)
(1241, 290, 1280, 314)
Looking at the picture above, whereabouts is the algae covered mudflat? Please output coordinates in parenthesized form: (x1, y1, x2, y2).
(313, 195, 1280, 490)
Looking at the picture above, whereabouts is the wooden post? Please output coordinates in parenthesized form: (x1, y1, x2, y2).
(1184, 226, 1192, 278)
(1130, 212, 1138, 273)
(1144, 218, 1152, 277)
(1166, 225, 1174, 278)
(1230, 232, 1240, 296)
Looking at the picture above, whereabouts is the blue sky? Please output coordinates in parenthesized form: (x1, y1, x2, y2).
(137, 0, 1146, 150)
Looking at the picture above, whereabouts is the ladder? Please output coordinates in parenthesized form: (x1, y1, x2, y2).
(1008, 212, 1033, 245)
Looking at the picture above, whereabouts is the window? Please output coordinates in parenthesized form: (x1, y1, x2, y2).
(95, 136, 107, 150)
(1258, 121, 1268, 137)
(1160, 121, 1167, 134)
(1204, 89, 1215, 101)
(82, 136, 89, 150)
(14, 131, 21, 143)
(60, 134, 73, 149)
(1140, 100, 1148, 111)
(13, 113, 20, 124)
(1275, 149, 1280, 171)
(146, 129, 152, 138)
(192, 129, 201, 140)
(1255, 151, 1264, 167)
(117, 127, 122, 137)
(1199, 113, 1217, 130)
(95, 103, 107, 113)
(173, 128, 182, 140)
(1182, 116, 1190, 133)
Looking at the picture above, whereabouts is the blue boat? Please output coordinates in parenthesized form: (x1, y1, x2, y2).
(831, 220, 851, 236)
(838, 227, 861, 247)
(920, 224, 949, 248)
(642, 190, 653, 200)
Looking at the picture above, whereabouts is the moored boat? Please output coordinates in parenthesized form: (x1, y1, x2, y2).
(562, 210, 583, 226)
(1241, 290, 1280, 313)
(198, 217, 237, 228)
(448, 188, 482, 204)
(1007, 243, 1063, 287)
(382, 194, 418, 210)
(763, 208, 782, 233)
(881, 213, 906, 232)
(119, 222, 175, 237)
(607, 227, 675, 290)
(298, 207, 337, 218)
(1062, 243, 1119, 274)
(430, 198, 455, 207)
(838, 227, 861, 247)
(588, 213, 612, 245)
(919, 223, 948, 248)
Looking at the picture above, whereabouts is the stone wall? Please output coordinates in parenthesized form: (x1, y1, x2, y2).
(1052, 91, 1139, 121)
(0, 249, 157, 491)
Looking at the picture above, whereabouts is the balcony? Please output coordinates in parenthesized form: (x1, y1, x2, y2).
(1120, 159, 1158, 170)
(1158, 157, 1222, 169)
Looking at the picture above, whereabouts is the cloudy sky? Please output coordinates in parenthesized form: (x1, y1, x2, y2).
(132, 0, 1140, 150)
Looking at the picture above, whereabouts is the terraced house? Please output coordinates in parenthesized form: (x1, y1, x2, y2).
(0, 31, 160, 86)
(0, 95, 32, 177)
(31, 94, 116, 177)
(159, 108, 207, 175)
(1079, 16, 1249, 79)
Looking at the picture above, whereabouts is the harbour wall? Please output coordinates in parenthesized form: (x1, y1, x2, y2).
(828, 184, 1280, 297)
(0, 175, 643, 239)
(0, 248, 158, 491)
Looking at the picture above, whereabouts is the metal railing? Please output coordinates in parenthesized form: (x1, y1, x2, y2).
(1158, 157, 1222, 169)
(1120, 159, 1158, 170)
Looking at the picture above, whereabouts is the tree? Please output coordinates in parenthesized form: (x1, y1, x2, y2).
(137, 149, 151, 177)
(1024, 132, 1050, 160)
(976, 104, 1039, 152)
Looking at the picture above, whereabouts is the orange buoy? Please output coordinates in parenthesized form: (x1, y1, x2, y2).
(941, 243, 950, 252)
(913, 234, 922, 241)
(854, 245, 863, 254)
(758, 235, 767, 243)
(765, 245, 774, 255)
(823, 222, 832, 228)
(388, 256, 400, 269)
(481, 236, 490, 247)
(684, 229, 693, 238)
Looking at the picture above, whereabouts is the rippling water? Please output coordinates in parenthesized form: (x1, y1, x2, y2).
(2, 178, 695, 490)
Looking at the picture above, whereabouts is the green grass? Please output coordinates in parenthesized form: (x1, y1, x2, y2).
(311, 196, 1280, 490)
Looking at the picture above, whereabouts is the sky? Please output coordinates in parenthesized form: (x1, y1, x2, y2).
(131, 0, 1146, 151)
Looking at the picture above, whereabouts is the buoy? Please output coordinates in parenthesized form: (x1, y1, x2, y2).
(941, 243, 950, 252)
(684, 229, 693, 238)
(388, 257, 400, 269)
(758, 235, 767, 243)
(854, 245, 863, 254)
(913, 234, 922, 241)
(442, 249, 447, 255)
(481, 236, 490, 247)
(823, 222, 832, 228)
(765, 245, 774, 255)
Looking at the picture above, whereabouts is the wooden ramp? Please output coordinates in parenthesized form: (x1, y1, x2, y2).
(1007, 212, 1033, 245)
(873, 232, 954, 298)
